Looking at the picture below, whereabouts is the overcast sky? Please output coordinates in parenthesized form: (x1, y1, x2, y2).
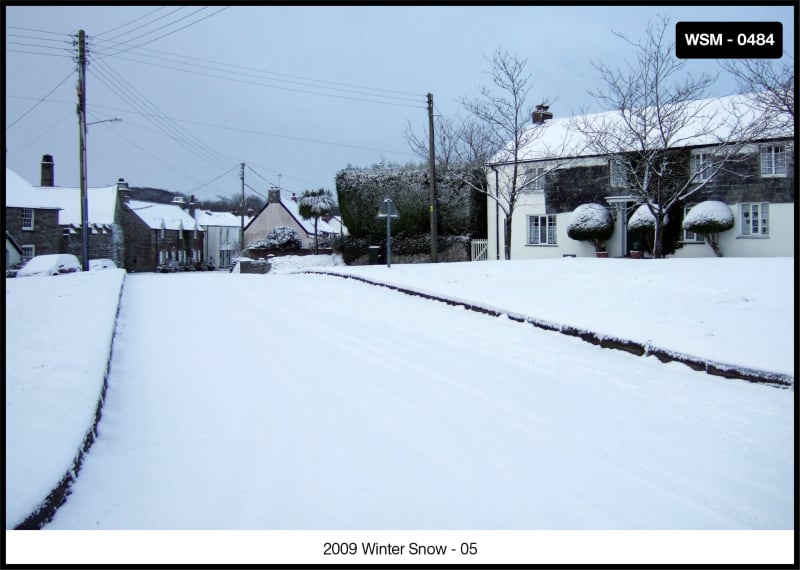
(5, 4, 795, 203)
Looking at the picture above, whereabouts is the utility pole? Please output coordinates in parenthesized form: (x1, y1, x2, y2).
(76, 30, 89, 271)
(240, 162, 245, 253)
(427, 92, 438, 263)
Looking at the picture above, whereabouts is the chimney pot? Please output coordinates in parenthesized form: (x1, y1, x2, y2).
(41, 154, 54, 186)
(532, 104, 553, 124)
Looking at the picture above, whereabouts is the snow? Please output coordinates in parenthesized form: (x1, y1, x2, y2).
(499, 93, 790, 164)
(126, 199, 200, 231)
(566, 203, 613, 233)
(5, 269, 126, 528)
(4, 256, 794, 562)
(6, 167, 119, 225)
(683, 200, 735, 229)
(628, 203, 669, 230)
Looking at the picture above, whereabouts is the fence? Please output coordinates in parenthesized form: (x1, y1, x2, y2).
(471, 239, 488, 261)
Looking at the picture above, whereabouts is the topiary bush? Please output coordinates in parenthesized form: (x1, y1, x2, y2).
(682, 200, 734, 257)
(567, 203, 614, 252)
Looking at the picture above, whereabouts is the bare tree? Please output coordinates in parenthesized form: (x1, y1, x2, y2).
(458, 48, 563, 259)
(570, 15, 763, 258)
(721, 57, 795, 133)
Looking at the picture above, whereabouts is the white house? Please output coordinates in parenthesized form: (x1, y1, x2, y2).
(244, 188, 337, 250)
(486, 95, 794, 259)
(192, 209, 253, 269)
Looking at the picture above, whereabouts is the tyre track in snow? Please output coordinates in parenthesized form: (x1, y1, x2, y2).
(44, 273, 793, 530)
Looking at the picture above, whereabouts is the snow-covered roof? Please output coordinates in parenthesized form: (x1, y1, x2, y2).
(126, 199, 200, 231)
(492, 93, 793, 165)
(278, 195, 336, 235)
(193, 209, 251, 228)
(6, 168, 120, 224)
(5, 168, 62, 210)
(39, 185, 119, 226)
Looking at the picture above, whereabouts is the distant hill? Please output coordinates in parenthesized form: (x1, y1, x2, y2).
(128, 186, 180, 204)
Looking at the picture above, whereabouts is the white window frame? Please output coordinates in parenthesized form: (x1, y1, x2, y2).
(21, 208, 34, 230)
(682, 205, 705, 243)
(21, 245, 35, 262)
(760, 145, 786, 177)
(522, 166, 546, 192)
(691, 151, 713, 182)
(740, 202, 769, 237)
(528, 214, 557, 245)
(609, 157, 628, 188)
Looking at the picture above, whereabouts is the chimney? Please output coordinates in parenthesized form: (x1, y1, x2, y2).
(532, 104, 553, 124)
(268, 187, 281, 203)
(247, 208, 255, 217)
(116, 178, 130, 203)
(41, 154, 54, 186)
(189, 194, 197, 218)
(291, 192, 297, 203)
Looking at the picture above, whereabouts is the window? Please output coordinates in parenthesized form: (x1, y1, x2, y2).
(741, 203, 769, 236)
(21, 209, 34, 230)
(523, 166, 546, 191)
(682, 206, 705, 243)
(159, 250, 166, 264)
(609, 158, 627, 187)
(160, 227, 166, 239)
(691, 152, 713, 182)
(21, 245, 35, 262)
(760, 145, 786, 177)
(528, 215, 557, 245)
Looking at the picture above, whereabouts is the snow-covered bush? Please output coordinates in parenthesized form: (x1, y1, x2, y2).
(567, 204, 614, 252)
(246, 226, 301, 251)
(628, 204, 669, 255)
(628, 204, 669, 231)
(682, 200, 734, 257)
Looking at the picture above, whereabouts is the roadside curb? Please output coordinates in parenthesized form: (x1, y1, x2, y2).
(14, 273, 127, 530)
(303, 270, 793, 389)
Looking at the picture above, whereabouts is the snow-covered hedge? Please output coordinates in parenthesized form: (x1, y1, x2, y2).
(567, 204, 614, 251)
(682, 200, 734, 235)
(336, 164, 482, 240)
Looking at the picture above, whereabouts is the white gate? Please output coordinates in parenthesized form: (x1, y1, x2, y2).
(471, 239, 488, 261)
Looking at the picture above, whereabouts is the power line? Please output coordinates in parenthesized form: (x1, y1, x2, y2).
(94, 6, 169, 38)
(87, 51, 426, 108)
(88, 49, 424, 104)
(5, 48, 74, 59)
(89, 37, 423, 99)
(89, 58, 233, 171)
(93, 7, 230, 60)
(186, 165, 241, 194)
(6, 70, 74, 130)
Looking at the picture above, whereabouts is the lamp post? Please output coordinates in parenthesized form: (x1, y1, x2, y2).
(78, 117, 122, 271)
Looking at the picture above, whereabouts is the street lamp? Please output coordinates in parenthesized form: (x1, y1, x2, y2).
(86, 117, 122, 130)
(79, 117, 122, 271)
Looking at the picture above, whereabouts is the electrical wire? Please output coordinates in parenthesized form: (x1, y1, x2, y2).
(6, 70, 75, 130)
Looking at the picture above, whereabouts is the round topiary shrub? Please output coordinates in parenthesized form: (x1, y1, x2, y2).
(682, 200, 734, 257)
(567, 203, 614, 252)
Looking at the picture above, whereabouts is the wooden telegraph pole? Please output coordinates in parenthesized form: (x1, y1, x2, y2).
(427, 93, 437, 263)
(76, 30, 89, 271)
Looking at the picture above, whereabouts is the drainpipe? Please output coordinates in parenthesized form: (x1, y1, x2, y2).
(490, 165, 500, 260)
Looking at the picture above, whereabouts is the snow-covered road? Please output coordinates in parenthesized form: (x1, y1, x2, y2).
(45, 271, 793, 530)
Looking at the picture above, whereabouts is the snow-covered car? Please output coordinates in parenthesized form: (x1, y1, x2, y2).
(89, 258, 117, 271)
(16, 254, 82, 277)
